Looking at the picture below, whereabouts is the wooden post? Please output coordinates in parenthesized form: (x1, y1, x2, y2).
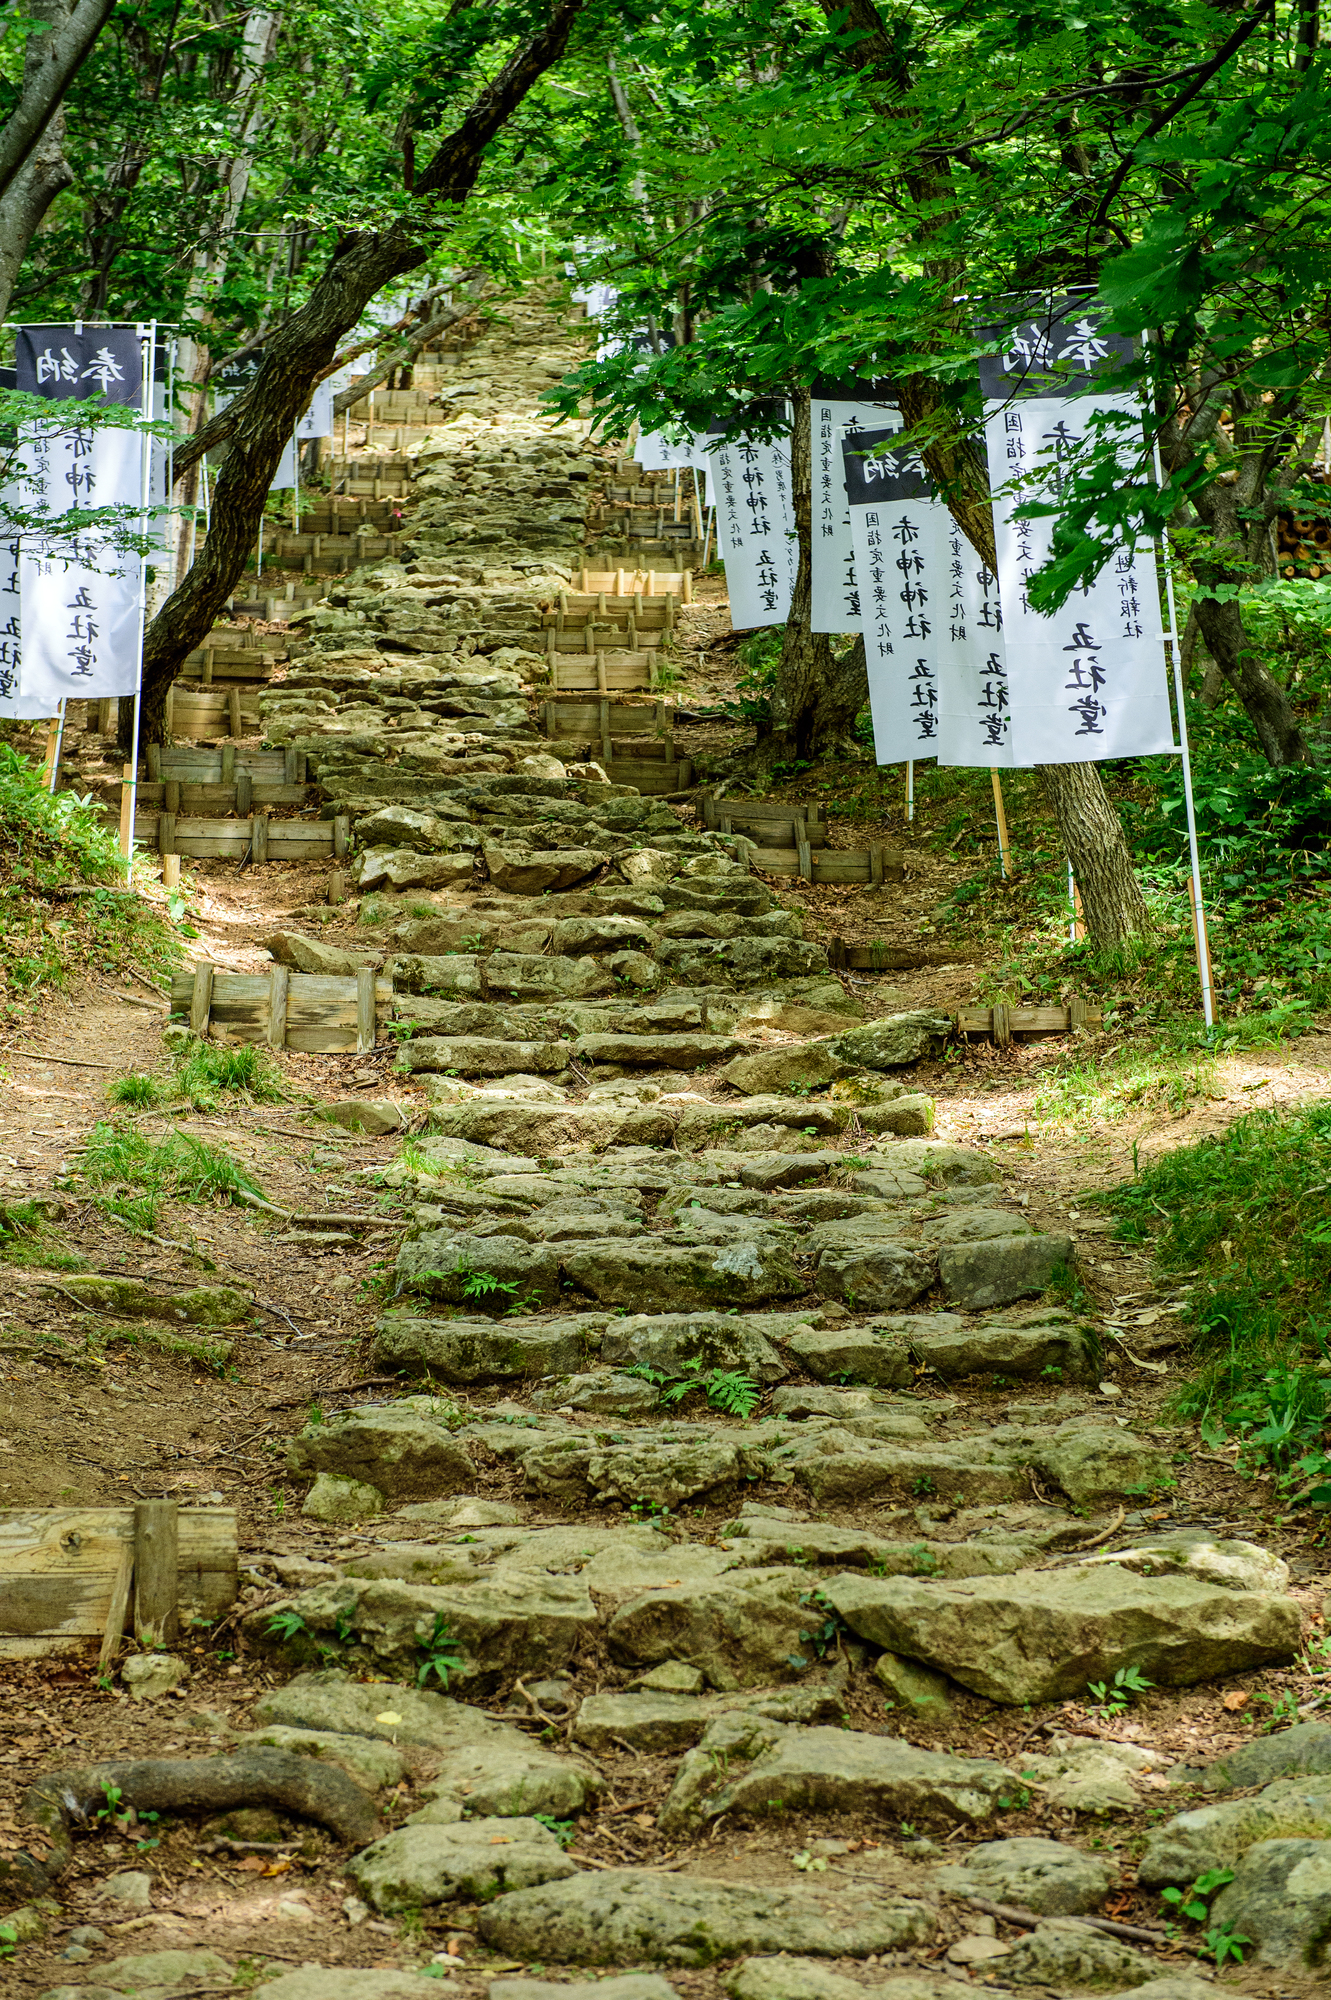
(235, 772, 253, 816)
(228, 687, 242, 738)
(678, 756, 692, 790)
(99, 1543, 133, 1672)
(870, 843, 885, 887)
(327, 866, 347, 906)
(991, 769, 1012, 879)
(164, 778, 181, 815)
(220, 742, 236, 784)
(991, 1002, 1012, 1047)
(158, 811, 176, 858)
(796, 819, 812, 882)
(251, 813, 269, 864)
(599, 696, 611, 768)
(164, 683, 175, 739)
(1069, 996, 1089, 1031)
(683, 569, 694, 606)
(284, 745, 300, 785)
(595, 652, 608, 694)
(97, 698, 116, 735)
(145, 742, 162, 782)
(189, 962, 214, 1036)
(356, 967, 376, 1053)
(333, 813, 349, 858)
(161, 853, 181, 889)
(201, 648, 214, 687)
(133, 1500, 178, 1646)
(118, 762, 134, 861)
(267, 965, 289, 1048)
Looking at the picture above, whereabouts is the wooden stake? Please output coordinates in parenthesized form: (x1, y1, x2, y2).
(355, 966, 376, 1053)
(991, 769, 1011, 878)
(133, 1499, 178, 1646)
(189, 962, 214, 1037)
(161, 853, 181, 890)
(117, 762, 134, 861)
(267, 965, 289, 1048)
(99, 1543, 133, 1672)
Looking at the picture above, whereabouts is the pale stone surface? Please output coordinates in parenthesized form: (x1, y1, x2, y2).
(934, 1836, 1114, 1914)
(348, 1815, 577, 1912)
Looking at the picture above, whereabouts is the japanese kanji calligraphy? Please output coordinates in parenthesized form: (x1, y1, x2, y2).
(710, 417, 797, 631)
(810, 382, 898, 633)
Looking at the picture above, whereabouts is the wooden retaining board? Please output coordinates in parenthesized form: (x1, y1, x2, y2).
(958, 1001, 1103, 1041)
(170, 964, 390, 1051)
(181, 650, 279, 685)
(148, 747, 303, 785)
(541, 698, 671, 741)
(551, 656, 655, 694)
(702, 796, 829, 838)
(0, 1507, 236, 1658)
(136, 813, 348, 861)
(137, 782, 310, 814)
(578, 568, 692, 600)
(604, 757, 693, 795)
(754, 843, 900, 884)
(165, 685, 261, 739)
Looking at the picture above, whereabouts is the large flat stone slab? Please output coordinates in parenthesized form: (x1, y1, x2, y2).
(933, 1836, 1113, 1913)
(286, 1404, 473, 1496)
(373, 1315, 589, 1382)
(573, 1684, 843, 1754)
(606, 1567, 823, 1686)
(827, 1568, 1300, 1705)
(939, 1234, 1075, 1309)
(563, 1239, 803, 1312)
(475, 1869, 934, 1965)
(348, 1816, 577, 1912)
(1138, 1778, 1331, 1887)
(659, 1716, 1022, 1832)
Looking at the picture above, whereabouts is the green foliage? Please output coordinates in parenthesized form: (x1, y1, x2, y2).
(416, 1613, 464, 1688)
(174, 1041, 287, 1110)
(109, 1073, 164, 1110)
(723, 628, 782, 729)
(0, 1919, 16, 1957)
(627, 1362, 760, 1418)
(266, 1609, 310, 1643)
(1086, 1665, 1154, 1717)
(74, 1122, 261, 1229)
(1161, 1869, 1245, 1961)
(533, 1815, 577, 1848)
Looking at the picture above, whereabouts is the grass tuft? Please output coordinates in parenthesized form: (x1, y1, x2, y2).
(75, 1122, 262, 1229)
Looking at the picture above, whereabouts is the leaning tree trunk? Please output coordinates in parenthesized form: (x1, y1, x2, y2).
(1190, 559, 1310, 765)
(763, 386, 865, 760)
(0, 0, 79, 321)
(138, 0, 586, 741)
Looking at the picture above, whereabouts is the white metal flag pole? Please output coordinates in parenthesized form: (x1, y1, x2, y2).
(124, 319, 156, 874)
(1068, 860, 1077, 943)
(1145, 338, 1214, 1028)
(47, 699, 66, 793)
(906, 760, 915, 822)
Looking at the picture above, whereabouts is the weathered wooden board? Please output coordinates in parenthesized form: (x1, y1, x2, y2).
(170, 964, 391, 1051)
(578, 567, 692, 600)
(165, 685, 261, 740)
(601, 757, 693, 795)
(0, 1507, 237, 1657)
(957, 1001, 1102, 1040)
(136, 813, 348, 861)
(149, 747, 298, 785)
(752, 843, 901, 884)
(702, 796, 829, 838)
(137, 783, 309, 813)
(551, 656, 655, 694)
(541, 698, 670, 743)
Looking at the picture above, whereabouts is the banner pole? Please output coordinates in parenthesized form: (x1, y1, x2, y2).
(1146, 330, 1214, 1028)
(702, 506, 714, 568)
(990, 769, 1010, 877)
(123, 320, 155, 874)
(45, 703, 64, 791)
(905, 759, 915, 823)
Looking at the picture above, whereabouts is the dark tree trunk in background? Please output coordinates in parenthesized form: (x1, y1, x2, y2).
(0, 0, 83, 321)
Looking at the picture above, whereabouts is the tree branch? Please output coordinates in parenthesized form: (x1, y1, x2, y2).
(1091, 0, 1279, 226)
(0, 0, 117, 202)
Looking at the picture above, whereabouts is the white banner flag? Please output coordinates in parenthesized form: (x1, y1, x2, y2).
(841, 428, 941, 763)
(980, 303, 1173, 763)
(711, 419, 796, 630)
(15, 325, 146, 706)
(0, 521, 38, 718)
(812, 385, 897, 632)
(935, 513, 1013, 767)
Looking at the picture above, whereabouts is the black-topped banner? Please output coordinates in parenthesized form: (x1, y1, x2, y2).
(841, 427, 933, 505)
(976, 297, 1134, 401)
(216, 349, 265, 398)
(15, 326, 142, 407)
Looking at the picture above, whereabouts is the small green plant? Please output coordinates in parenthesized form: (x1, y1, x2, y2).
(1252, 1686, 1300, 1729)
(266, 1608, 310, 1644)
(1201, 1922, 1250, 1966)
(109, 1071, 164, 1109)
(175, 1039, 286, 1110)
(907, 1543, 941, 1575)
(416, 1613, 464, 1688)
(0, 1920, 17, 1958)
(1086, 1664, 1155, 1716)
(533, 1815, 577, 1847)
(627, 1362, 760, 1419)
(1160, 1867, 1236, 1936)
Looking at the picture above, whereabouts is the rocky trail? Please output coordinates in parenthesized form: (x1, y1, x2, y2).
(4, 285, 1331, 2000)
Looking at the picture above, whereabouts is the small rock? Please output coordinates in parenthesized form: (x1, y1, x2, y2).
(723, 1956, 868, 2000)
(873, 1653, 954, 1713)
(120, 1653, 187, 1701)
(347, 1815, 577, 1912)
(947, 1935, 1012, 1964)
(317, 1099, 408, 1137)
(632, 1661, 706, 1694)
(239, 1970, 454, 1999)
(301, 1472, 386, 1521)
(492, 1980, 675, 2000)
(1022, 1733, 1165, 1813)
(67, 1927, 107, 1948)
(83, 1949, 233, 1989)
(90, 1868, 155, 1911)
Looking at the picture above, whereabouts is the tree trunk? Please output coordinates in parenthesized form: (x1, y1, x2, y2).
(140, 0, 586, 741)
(0, 0, 115, 203)
(1036, 762, 1151, 944)
(1190, 566, 1310, 765)
(763, 386, 864, 760)
(0, 0, 78, 321)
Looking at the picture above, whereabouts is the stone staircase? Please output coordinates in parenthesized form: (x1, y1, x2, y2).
(131, 286, 1310, 1990)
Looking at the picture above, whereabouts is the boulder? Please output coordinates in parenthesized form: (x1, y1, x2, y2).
(934, 1836, 1113, 1914)
(724, 1960, 896, 2000)
(573, 1685, 843, 1755)
(718, 1044, 850, 1096)
(1000, 1921, 1159, 1989)
(1138, 1778, 1331, 1887)
(301, 1473, 385, 1522)
(600, 1311, 786, 1384)
(495, 1982, 674, 2000)
(230, 1974, 448, 2000)
(857, 1096, 935, 1137)
(394, 1229, 563, 1311)
(355, 805, 473, 852)
(1030, 1423, 1170, 1510)
(1182, 1721, 1331, 1794)
(660, 1715, 1021, 1832)
(373, 1314, 591, 1383)
(482, 951, 614, 1001)
(523, 1431, 761, 1510)
(235, 1725, 407, 1791)
(476, 1869, 934, 1965)
(939, 1233, 1076, 1310)
(787, 1325, 912, 1389)
(1079, 1531, 1289, 1597)
(403, 1037, 566, 1076)
(355, 847, 475, 891)
(286, 1403, 473, 1497)
(853, 1142, 999, 1188)
(912, 1312, 1095, 1382)
(1208, 1837, 1331, 1967)
(809, 1226, 936, 1312)
(562, 1239, 803, 1313)
(827, 1568, 1300, 1704)
(483, 842, 608, 894)
(83, 1949, 234, 1990)
(264, 932, 377, 976)
(606, 1567, 824, 1686)
(316, 1098, 408, 1136)
(348, 1816, 577, 1913)
(826, 1013, 953, 1069)
(1021, 1733, 1165, 1813)
(874, 1653, 955, 1713)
